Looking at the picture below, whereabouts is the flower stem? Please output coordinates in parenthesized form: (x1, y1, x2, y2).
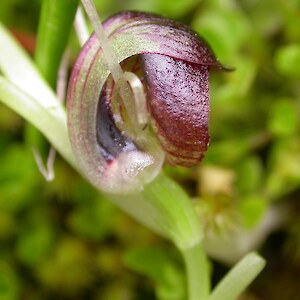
(80, 0, 123, 82)
(208, 252, 265, 300)
(181, 241, 210, 300)
(74, 6, 90, 45)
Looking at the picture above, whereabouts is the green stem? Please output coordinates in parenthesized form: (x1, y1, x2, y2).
(182, 241, 210, 300)
(111, 172, 203, 249)
(35, 0, 79, 88)
(208, 252, 265, 300)
(80, 0, 123, 81)
(28, 0, 79, 166)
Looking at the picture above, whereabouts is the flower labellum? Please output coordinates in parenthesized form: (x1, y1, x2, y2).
(67, 11, 223, 194)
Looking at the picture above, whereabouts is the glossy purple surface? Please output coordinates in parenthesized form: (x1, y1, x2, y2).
(142, 54, 210, 166)
(96, 83, 138, 163)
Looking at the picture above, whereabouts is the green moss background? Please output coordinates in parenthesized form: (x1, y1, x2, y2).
(0, 0, 300, 299)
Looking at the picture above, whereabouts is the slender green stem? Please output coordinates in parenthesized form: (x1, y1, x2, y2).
(80, 0, 123, 82)
(112, 172, 204, 249)
(182, 241, 210, 300)
(27, 0, 79, 175)
(208, 252, 265, 300)
(35, 0, 79, 88)
(74, 7, 90, 45)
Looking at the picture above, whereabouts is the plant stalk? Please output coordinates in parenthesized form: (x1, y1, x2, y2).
(208, 252, 265, 300)
(182, 241, 210, 300)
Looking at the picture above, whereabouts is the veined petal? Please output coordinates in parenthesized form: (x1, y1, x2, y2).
(142, 53, 210, 166)
(67, 11, 222, 193)
(103, 11, 222, 68)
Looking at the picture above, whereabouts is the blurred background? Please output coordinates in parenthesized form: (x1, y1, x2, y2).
(0, 0, 300, 299)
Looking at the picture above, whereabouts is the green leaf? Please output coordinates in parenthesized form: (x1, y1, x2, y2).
(265, 137, 300, 199)
(205, 138, 249, 166)
(16, 220, 55, 266)
(268, 99, 298, 137)
(212, 56, 257, 106)
(0, 76, 75, 168)
(192, 9, 250, 64)
(239, 196, 267, 229)
(0, 210, 16, 239)
(68, 196, 117, 240)
(36, 238, 93, 292)
(0, 0, 13, 25)
(0, 145, 38, 211)
(123, 0, 159, 14)
(0, 22, 75, 167)
(0, 23, 60, 111)
(274, 44, 300, 78)
(0, 262, 20, 300)
(236, 156, 263, 194)
(124, 246, 186, 300)
(158, 0, 201, 18)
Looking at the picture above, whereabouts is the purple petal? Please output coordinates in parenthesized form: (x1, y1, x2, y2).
(142, 53, 210, 166)
(103, 11, 222, 69)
